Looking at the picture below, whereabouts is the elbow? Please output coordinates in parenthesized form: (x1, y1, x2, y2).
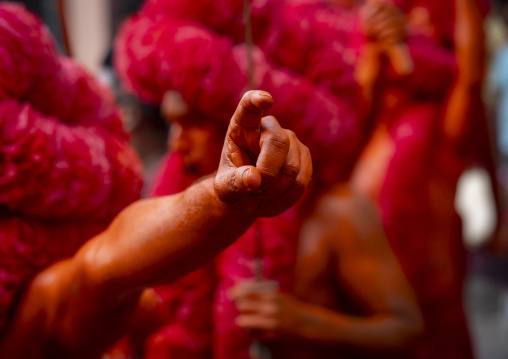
(391, 308, 425, 353)
(371, 306, 425, 355)
(73, 236, 124, 306)
(402, 311, 424, 345)
(75, 227, 143, 308)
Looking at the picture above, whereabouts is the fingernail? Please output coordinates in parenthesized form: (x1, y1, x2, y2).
(258, 92, 272, 99)
(242, 168, 253, 192)
(257, 92, 274, 108)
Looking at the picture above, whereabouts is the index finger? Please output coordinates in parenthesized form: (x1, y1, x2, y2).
(231, 90, 274, 129)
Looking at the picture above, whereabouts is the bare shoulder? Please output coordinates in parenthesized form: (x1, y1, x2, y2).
(295, 184, 386, 301)
(297, 184, 380, 268)
(312, 184, 386, 256)
(315, 184, 380, 229)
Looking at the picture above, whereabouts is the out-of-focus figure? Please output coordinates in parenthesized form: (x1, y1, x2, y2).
(489, 1, 508, 169)
(112, 2, 374, 358)
(231, 184, 423, 359)
(0, 5, 314, 358)
(138, 92, 303, 359)
(0, 69, 313, 357)
(111, 1, 498, 359)
(351, 0, 494, 358)
(0, 2, 144, 339)
(488, 0, 508, 253)
(112, 1, 430, 359)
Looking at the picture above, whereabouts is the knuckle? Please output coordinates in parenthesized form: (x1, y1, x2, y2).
(293, 180, 307, 192)
(267, 132, 290, 150)
(242, 90, 257, 107)
(284, 129, 296, 138)
(260, 115, 280, 129)
(241, 91, 262, 113)
(270, 138, 290, 152)
(258, 167, 278, 179)
(282, 162, 300, 179)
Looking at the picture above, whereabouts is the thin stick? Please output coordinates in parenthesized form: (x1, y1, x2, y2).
(243, 0, 255, 90)
(243, 0, 263, 281)
(254, 221, 263, 280)
(56, 0, 73, 57)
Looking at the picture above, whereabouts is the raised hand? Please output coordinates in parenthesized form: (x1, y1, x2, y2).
(230, 280, 303, 342)
(214, 90, 312, 217)
(360, 0, 407, 46)
(359, 0, 413, 75)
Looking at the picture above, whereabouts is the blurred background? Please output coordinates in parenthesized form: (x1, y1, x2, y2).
(8, 0, 508, 357)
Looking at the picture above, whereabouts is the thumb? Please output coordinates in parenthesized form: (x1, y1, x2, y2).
(214, 165, 262, 205)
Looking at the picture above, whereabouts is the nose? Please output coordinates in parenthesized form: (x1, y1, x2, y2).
(168, 123, 189, 154)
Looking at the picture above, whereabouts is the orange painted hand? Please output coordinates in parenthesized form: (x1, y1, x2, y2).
(360, 0, 407, 46)
(214, 90, 312, 217)
(230, 280, 303, 341)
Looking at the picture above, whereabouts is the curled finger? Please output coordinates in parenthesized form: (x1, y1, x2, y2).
(236, 315, 278, 330)
(259, 129, 302, 198)
(237, 299, 279, 316)
(266, 144, 312, 215)
(255, 116, 290, 191)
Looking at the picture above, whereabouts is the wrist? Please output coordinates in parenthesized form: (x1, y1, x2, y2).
(286, 296, 312, 339)
(207, 175, 258, 222)
(288, 300, 333, 343)
(212, 172, 261, 219)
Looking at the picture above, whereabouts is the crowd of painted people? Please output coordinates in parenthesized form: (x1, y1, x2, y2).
(0, 0, 501, 358)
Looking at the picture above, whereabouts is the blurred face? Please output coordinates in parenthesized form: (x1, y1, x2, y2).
(168, 120, 225, 176)
(162, 91, 225, 176)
